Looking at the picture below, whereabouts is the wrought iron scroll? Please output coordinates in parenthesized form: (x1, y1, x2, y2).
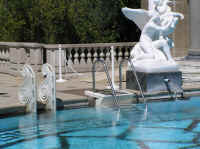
(39, 63, 56, 111)
(18, 64, 37, 113)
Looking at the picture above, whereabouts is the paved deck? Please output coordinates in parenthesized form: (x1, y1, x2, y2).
(1, 58, 200, 116)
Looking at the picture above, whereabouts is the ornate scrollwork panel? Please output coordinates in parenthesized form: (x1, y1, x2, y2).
(18, 64, 36, 105)
(39, 63, 56, 110)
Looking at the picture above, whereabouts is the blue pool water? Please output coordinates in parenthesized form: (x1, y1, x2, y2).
(1, 97, 200, 149)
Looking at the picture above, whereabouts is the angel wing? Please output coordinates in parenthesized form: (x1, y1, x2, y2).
(121, 7, 150, 30)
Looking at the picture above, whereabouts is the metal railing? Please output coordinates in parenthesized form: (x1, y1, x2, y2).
(92, 59, 119, 108)
(119, 58, 145, 102)
(119, 58, 148, 118)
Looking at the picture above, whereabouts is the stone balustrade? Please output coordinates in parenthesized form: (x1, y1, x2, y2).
(0, 42, 43, 76)
(0, 42, 136, 76)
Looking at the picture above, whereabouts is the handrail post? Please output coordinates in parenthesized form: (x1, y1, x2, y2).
(56, 44, 66, 83)
(119, 60, 125, 90)
(92, 61, 96, 91)
(92, 59, 120, 109)
(119, 58, 148, 118)
(119, 58, 145, 102)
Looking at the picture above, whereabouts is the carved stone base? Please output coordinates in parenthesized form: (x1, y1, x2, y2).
(126, 71, 182, 93)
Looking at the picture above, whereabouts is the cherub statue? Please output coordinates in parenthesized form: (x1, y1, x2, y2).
(122, 0, 184, 72)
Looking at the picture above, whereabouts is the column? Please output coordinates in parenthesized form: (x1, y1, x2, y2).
(187, 0, 200, 59)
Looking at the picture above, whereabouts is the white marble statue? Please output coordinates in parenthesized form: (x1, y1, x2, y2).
(122, 0, 184, 73)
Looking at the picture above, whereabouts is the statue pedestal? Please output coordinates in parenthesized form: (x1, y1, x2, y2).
(126, 71, 182, 93)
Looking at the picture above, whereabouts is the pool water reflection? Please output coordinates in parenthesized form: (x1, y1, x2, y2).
(1, 97, 200, 149)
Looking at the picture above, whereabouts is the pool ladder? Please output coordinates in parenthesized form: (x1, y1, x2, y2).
(119, 58, 147, 111)
(92, 59, 120, 109)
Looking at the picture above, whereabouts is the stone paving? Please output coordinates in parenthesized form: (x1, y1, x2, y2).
(0, 58, 200, 115)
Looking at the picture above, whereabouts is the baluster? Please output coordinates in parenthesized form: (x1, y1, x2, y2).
(99, 47, 104, 61)
(80, 47, 86, 65)
(74, 48, 79, 64)
(113, 46, 117, 64)
(0, 49, 2, 61)
(2, 49, 5, 61)
(5, 48, 9, 61)
(118, 47, 123, 63)
(52, 49, 56, 70)
(93, 48, 98, 62)
(65, 48, 71, 65)
(2, 49, 6, 71)
(64, 48, 72, 73)
(46, 48, 51, 64)
(0, 49, 2, 71)
(25, 48, 30, 65)
(104, 47, 110, 64)
(5, 48, 10, 73)
(4, 48, 8, 72)
(2, 48, 4, 71)
(0, 49, 3, 71)
(0, 48, 2, 62)
(124, 47, 130, 58)
(87, 47, 92, 64)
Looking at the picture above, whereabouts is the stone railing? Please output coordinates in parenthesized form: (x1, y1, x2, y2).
(0, 42, 136, 76)
(44, 42, 136, 72)
(0, 42, 43, 76)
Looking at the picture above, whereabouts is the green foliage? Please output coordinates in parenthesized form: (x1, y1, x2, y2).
(68, 0, 121, 43)
(0, 0, 24, 41)
(0, 0, 140, 43)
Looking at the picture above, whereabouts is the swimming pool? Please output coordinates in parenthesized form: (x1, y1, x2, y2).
(1, 96, 200, 149)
